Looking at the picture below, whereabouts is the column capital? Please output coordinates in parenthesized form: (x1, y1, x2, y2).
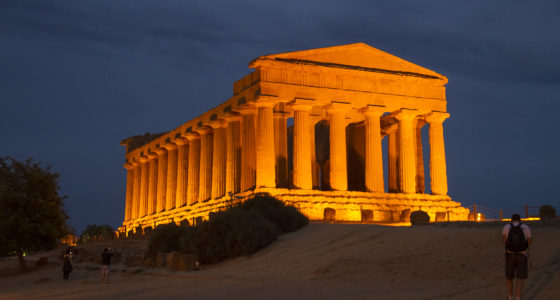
(138, 155, 149, 163)
(184, 132, 201, 141)
(146, 151, 159, 160)
(222, 112, 242, 122)
(195, 126, 213, 135)
(161, 142, 178, 151)
(209, 119, 226, 129)
(123, 162, 134, 169)
(254, 96, 277, 108)
(360, 104, 386, 116)
(154, 147, 167, 155)
(237, 104, 257, 115)
(174, 136, 189, 146)
(327, 101, 352, 114)
(425, 111, 450, 124)
(289, 99, 314, 111)
(394, 108, 418, 121)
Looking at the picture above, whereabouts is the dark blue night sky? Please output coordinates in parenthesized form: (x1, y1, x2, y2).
(1, 0, 559, 232)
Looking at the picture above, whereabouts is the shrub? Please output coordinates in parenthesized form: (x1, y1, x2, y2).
(80, 224, 114, 243)
(148, 223, 185, 254)
(241, 194, 309, 233)
(410, 210, 430, 225)
(148, 194, 308, 264)
(539, 205, 556, 220)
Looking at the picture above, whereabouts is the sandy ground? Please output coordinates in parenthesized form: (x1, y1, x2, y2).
(1, 222, 559, 300)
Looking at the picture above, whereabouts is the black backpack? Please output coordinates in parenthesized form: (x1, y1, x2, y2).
(506, 223, 528, 252)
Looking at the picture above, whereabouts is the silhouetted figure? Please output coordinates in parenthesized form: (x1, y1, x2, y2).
(502, 214, 532, 300)
(62, 250, 72, 281)
(101, 248, 114, 283)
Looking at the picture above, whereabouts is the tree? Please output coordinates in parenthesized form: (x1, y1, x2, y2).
(80, 224, 114, 243)
(0, 157, 69, 272)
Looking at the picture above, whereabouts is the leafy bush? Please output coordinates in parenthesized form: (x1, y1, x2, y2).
(148, 194, 308, 264)
(148, 223, 185, 253)
(80, 224, 114, 243)
(539, 205, 556, 220)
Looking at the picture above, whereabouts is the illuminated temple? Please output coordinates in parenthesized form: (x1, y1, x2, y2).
(119, 43, 469, 234)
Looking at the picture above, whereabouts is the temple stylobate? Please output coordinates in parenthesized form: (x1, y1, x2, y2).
(120, 43, 469, 235)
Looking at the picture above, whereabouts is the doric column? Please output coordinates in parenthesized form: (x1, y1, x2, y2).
(255, 101, 276, 188)
(310, 116, 319, 189)
(210, 120, 227, 198)
(327, 102, 351, 191)
(274, 111, 289, 188)
(163, 142, 178, 211)
(239, 106, 257, 191)
(425, 111, 450, 195)
(155, 148, 168, 213)
(414, 119, 426, 193)
(131, 161, 141, 220)
(175, 138, 189, 208)
(147, 152, 158, 215)
(291, 100, 313, 190)
(124, 162, 134, 221)
(388, 127, 400, 192)
(198, 127, 213, 202)
(225, 114, 242, 194)
(185, 133, 200, 205)
(394, 109, 418, 194)
(138, 157, 149, 217)
(361, 105, 385, 192)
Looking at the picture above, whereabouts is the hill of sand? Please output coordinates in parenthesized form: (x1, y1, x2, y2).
(1, 222, 559, 299)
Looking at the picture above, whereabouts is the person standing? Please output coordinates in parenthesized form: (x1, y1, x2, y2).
(62, 250, 72, 281)
(502, 214, 532, 300)
(101, 248, 114, 283)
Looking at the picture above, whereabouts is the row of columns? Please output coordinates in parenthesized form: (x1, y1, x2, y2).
(124, 101, 449, 222)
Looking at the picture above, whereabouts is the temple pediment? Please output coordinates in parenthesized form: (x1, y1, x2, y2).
(251, 43, 444, 80)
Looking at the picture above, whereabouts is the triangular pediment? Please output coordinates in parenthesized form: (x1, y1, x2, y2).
(252, 43, 444, 79)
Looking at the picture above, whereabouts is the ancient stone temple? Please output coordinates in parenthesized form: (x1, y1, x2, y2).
(119, 43, 469, 234)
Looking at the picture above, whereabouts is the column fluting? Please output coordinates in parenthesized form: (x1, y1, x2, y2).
(147, 152, 158, 215)
(361, 105, 385, 192)
(210, 120, 227, 198)
(164, 143, 178, 211)
(327, 103, 350, 191)
(198, 127, 213, 202)
(175, 138, 189, 208)
(395, 109, 418, 194)
(124, 163, 134, 221)
(426, 111, 450, 195)
(186, 133, 200, 205)
(225, 114, 242, 195)
(292, 101, 313, 190)
(155, 148, 168, 212)
(274, 111, 289, 188)
(256, 102, 276, 188)
(131, 162, 141, 220)
(239, 106, 257, 191)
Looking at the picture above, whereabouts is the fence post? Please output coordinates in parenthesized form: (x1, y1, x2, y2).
(473, 204, 477, 221)
(525, 205, 529, 218)
(499, 209, 503, 220)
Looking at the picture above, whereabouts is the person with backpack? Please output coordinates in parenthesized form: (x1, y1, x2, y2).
(502, 214, 532, 300)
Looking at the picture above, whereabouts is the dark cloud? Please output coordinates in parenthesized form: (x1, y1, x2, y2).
(1, 0, 559, 231)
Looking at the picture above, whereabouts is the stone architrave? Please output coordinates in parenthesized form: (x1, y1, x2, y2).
(210, 120, 227, 198)
(425, 111, 450, 195)
(291, 100, 313, 190)
(147, 152, 159, 215)
(185, 133, 200, 205)
(274, 111, 289, 188)
(239, 106, 257, 191)
(255, 100, 276, 188)
(394, 109, 418, 194)
(224, 114, 242, 194)
(123, 162, 134, 221)
(174, 138, 189, 208)
(327, 102, 351, 191)
(155, 148, 168, 213)
(361, 105, 386, 193)
(197, 127, 213, 202)
(131, 161, 141, 220)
